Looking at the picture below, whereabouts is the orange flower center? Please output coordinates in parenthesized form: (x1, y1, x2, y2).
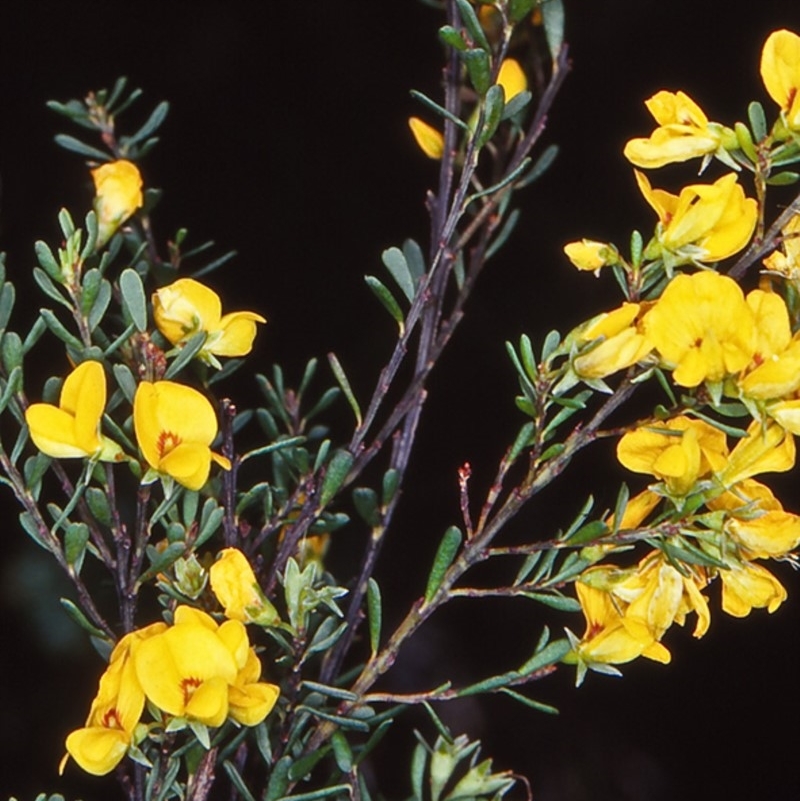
(181, 676, 203, 705)
(102, 708, 123, 730)
(157, 430, 182, 458)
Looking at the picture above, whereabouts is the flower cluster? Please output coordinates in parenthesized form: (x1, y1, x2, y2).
(561, 28, 800, 681)
(63, 605, 280, 775)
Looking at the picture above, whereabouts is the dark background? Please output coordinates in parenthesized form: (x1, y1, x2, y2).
(1, 2, 799, 800)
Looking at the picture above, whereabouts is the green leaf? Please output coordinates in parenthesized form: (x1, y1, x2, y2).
(542, 0, 566, 62)
(135, 541, 187, 588)
(19, 510, 55, 553)
(518, 638, 571, 675)
(320, 450, 354, 507)
(463, 48, 491, 96)
(382, 467, 400, 506)
(34, 240, 62, 280)
(425, 526, 462, 603)
(222, 760, 257, 801)
(124, 100, 169, 148)
(353, 487, 380, 526)
(438, 24, 469, 51)
(382, 246, 415, 302)
(541, 329, 561, 362)
(499, 687, 559, 714)
(454, 0, 490, 51)
(565, 519, 609, 545)
(32, 268, 70, 309)
(516, 143, 559, 188)
(164, 331, 206, 378)
(327, 352, 362, 427)
(331, 730, 353, 773)
(748, 101, 767, 142)
(86, 486, 113, 527)
(39, 308, 83, 350)
(509, 0, 537, 23)
(60, 597, 108, 639)
(403, 238, 426, 282)
(367, 577, 381, 655)
(365, 275, 405, 330)
(54, 134, 110, 161)
(523, 592, 581, 612)
(766, 170, 800, 186)
(64, 522, 90, 569)
(476, 83, 505, 147)
(119, 268, 148, 331)
(1, 331, 22, 372)
(409, 90, 470, 132)
(0, 282, 14, 330)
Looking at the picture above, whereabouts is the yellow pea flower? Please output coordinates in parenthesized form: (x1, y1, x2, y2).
(707, 479, 800, 559)
(616, 415, 728, 496)
(763, 213, 800, 279)
(644, 271, 756, 387)
(760, 29, 800, 130)
(636, 170, 757, 263)
(568, 579, 670, 666)
(133, 606, 241, 727)
(62, 622, 165, 776)
(624, 90, 722, 168)
(563, 239, 618, 272)
(497, 58, 527, 102)
(91, 159, 144, 247)
(153, 278, 266, 367)
(718, 419, 795, 487)
(718, 560, 787, 617)
(209, 547, 280, 626)
(25, 360, 123, 462)
(408, 117, 445, 160)
(133, 380, 231, 491)
(228, 647, 281, 726)
(573, 302, 653, 379)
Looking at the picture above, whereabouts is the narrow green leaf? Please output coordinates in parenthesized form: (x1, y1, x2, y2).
(477, 83, 505, 146)
(34, 240, 62, 280)
(463, 48, 491, 96)
(39, 308, 83, 349)
(425, 526, 462, 603)
(499, 687, 559, 714)
(438, 24, 468, 51)
(365, 275, 404, 330)
(1, 331, 22, 372)
(135, 541, 186, 588)
(300, 681, 358, 702)
(32, 268, 70, 309)
(382, 247, 415, 302)
(501, 89, 532, 121)
(382, 467, 400, 506)
(541, 0, 565, 63)
(0, 283, 14, 330)
(124, 100, 169, 148)
(327, 352, 362, 427)
(518, 638, 571, 675)
(19, 510, 56, 553)
(612, 483, 630, 534)
(748, 101, 767, 142)
(274, 786, 351, 801)
(64, 522, 90, 571)
(320, 450, 354, 507)
(410, 89, 471, 131)
(88, 279, 112, 330)
(523, 592, 581, 612)
(331, 730, 353, 773)
(566, 519, 609, 545)
(766, 171, 800, 186)
(454, 0, 490, 51)
(403, 238, 426, 282)
(541, 329, 562, 362)
(264, 756, 293, 801)
(516, 143, 559, 188)
(119, 268, 148, 331)
(367, 577, 381, 655)
(60, 597, 108, 639)
(513, 551, 542, 586)
(164, 331, 206, 378)
(353, 487, 380, 526)
(295, 705, 369, 732)
(222, 760, 257, 801)
(54, 134, 110, 161)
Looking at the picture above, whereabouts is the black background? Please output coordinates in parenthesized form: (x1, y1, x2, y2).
(1, 2, 799, 800)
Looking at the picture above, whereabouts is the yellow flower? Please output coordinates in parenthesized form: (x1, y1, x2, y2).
(63, 623, 165, 776)
(719, 561, 787, 617)
(760, 29, 800, 130)
(209, 547, 280, 626)
(133, 380, 231, 490)
(718, 419, 795, 487)
(228, 647, 281, 726)
(408, 117, 444, 160)
(636, 171, 757, 263)
(563, 239, 618, 272)
(133, 606, 242, 727)
(644, 271, 756, 387)
(153, 278, 265, 367)
(707, 479, 800, 559)
(573, 302, 653, 379)
(763, 213, 800, 278)
(624, 91, 722, 168)
(616, 415, 728, 496)
(568, 579, 670, 666)
(25, 360, 123, 462)
(497, 58, 527, 101)
(91, 160, 143, 247)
